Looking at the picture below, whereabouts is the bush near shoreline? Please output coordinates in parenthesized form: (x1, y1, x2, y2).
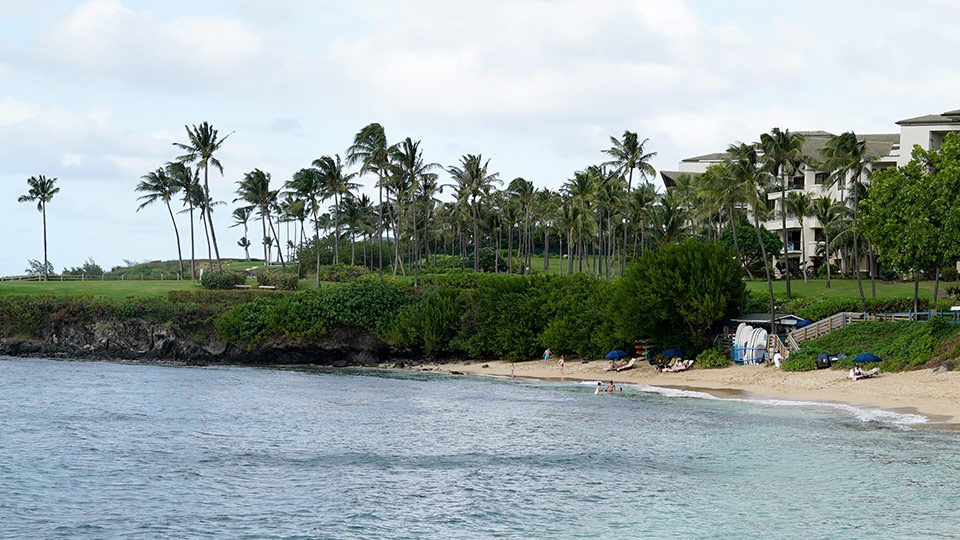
(2, 263, 958, 372)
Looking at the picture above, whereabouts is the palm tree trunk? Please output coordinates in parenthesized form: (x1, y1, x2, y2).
(755, 214, 776, 334)
(189, 204, 196, 280)
(165, 200, 185, 279)
(314, 212, 321, 287)
(781, 175, 791, 298)
(622, 169, 633, 275)
(203, 165, 222, 271)
(261, 215, 269, 268)
(853, 189, 866, 312)
(825, 232, 832, 289)
(268, 214, 286, 269)
(728, 205, 751, 278)
(41, 202, 49, 281)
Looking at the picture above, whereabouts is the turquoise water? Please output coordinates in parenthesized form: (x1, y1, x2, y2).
(1, 357, 958, 539)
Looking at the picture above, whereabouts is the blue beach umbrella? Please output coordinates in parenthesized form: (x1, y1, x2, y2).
(853, 353, 881, 363)
(605, 349, 628, 360)
(660, 348, 685, 358)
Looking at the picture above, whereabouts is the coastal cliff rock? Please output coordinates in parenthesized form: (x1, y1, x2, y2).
(0, 318, 387, 366)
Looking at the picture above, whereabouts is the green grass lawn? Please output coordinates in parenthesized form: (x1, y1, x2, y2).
(0, 279, 203, 301)
(744, 278, 948, 301)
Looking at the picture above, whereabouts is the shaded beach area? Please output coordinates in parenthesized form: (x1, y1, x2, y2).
(417, 359, 960, 425)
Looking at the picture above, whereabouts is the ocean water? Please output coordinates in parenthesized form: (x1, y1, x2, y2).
(1, 358, 958, 539)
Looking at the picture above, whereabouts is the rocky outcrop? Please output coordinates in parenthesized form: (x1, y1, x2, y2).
(0, 318, 388, 366)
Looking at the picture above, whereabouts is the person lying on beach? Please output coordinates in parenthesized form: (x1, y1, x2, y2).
(849, 366, 864, 380)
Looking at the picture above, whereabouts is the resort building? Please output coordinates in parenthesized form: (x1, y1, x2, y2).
(661, 108, 960, 276)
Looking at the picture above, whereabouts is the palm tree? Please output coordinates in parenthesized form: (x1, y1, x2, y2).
(785, 191, 814, 283)
(447, 154, 502, 272)
(604, 131, 656, 270)
(136, 167, 185, 278)
(167, 161, 201, 280)
(235, 169, 283, 269)
(696, 163, 751, 275)
(820, 132, 875, 309)
(173, 122, 232, 271)
(313, 154, 359, 266)
(231, 206, 253, 261)
(346, 123, 391, 279)
(18, 174, 60, 281)
(760, 127, 806, 298)
(287, 168, 325, 285)
(727, 142, 777, 331)
(535, 188, 561, 273)
(388, 138, 440, 285)
(811, 196, 845, 288)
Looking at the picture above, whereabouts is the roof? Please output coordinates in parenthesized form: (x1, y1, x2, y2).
(896, 110, 960, 126)
(681, 152, 728, 163)
(659, 170, 702, 188)
(678, 131, 898, 168)
(729, 313, 805, 325)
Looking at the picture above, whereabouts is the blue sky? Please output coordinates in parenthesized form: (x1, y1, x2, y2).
(2, 0, 958, 276)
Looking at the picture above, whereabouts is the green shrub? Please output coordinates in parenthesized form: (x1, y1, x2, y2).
(200, 270, 246, 290)
(696, 346, 730, 369)
(317, 264, 369, 283)
(252, 268, 299, 290)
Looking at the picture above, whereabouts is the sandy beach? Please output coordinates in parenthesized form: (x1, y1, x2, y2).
(413, 358, 960, 426)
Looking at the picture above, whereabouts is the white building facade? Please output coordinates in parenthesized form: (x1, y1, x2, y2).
(661, 109, 960, 276)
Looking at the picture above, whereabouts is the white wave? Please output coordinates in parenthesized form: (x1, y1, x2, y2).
(627, 383, 929, 428)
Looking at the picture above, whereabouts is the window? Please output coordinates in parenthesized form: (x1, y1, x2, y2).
(815, 172, 828, 185)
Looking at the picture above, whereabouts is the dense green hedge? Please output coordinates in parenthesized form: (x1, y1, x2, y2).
(253, 268, 300, 290)
(214, 281, 417, 347)
(781, 317, 960, 372)
(200, 270, 247, 290)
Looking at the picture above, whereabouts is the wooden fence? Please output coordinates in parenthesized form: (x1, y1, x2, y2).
(0, 274, 184, 282)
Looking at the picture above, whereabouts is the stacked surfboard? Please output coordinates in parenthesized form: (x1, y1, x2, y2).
(733, 322, 768, 364)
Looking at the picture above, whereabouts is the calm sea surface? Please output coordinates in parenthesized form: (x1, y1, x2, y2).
(2, 357, 959, 539)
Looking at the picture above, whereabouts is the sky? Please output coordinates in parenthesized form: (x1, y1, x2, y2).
(3, 0, 959, 276)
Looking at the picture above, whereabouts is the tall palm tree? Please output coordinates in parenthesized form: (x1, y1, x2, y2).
(313, 154, 359, 266)
(235, 168, 283, 269)
(346, 123, 391, 278)
(760, 127, 806, 298)
(287, 168, 325, 285)
(18, 174, 60, 281)
(136, 167, 185, 278)
(819, 131, 875, 310)
(535, 188, 561, 273)
(173, 122, 232, 271)
(604, 131, 656, 271)
(727, 142, 777, 330)
(507, 177, 536, 272)
(785, 191, 814, 283)
(696, 163, 751, 275)
(447, 154, 502, 272)
(388, 138, 440, 285)
(167, 161, 201, 280)
(231, 206, 253, 261)
(811, 195, 845, 289)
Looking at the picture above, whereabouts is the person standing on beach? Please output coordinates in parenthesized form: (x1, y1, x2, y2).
(544, 348, 552, 364)
(558, 355, 565, 378)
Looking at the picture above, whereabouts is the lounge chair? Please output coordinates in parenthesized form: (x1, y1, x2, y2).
(860, 367, 880, 379)
(615, 358, 636, 372)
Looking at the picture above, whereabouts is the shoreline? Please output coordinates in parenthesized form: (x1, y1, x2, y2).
(413, 358, 960, 427)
